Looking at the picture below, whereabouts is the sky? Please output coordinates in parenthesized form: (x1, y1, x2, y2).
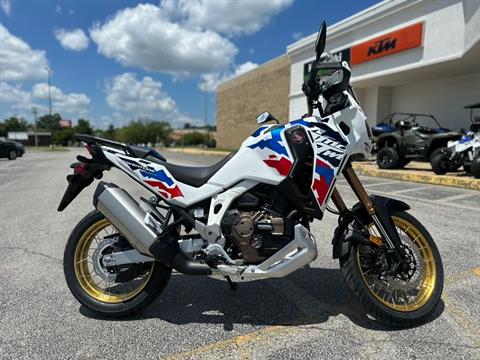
(0, 0, 380, 129)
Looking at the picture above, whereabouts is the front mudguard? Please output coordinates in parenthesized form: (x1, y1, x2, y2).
(332, 195, 410, 259)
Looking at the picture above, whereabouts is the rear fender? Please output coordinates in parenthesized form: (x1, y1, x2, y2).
(332, 195, 410, 259)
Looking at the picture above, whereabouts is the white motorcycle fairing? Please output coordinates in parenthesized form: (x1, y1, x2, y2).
(102, 92, 370, 222)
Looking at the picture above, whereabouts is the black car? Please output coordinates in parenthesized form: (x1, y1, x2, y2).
(0, 140, 25, 160)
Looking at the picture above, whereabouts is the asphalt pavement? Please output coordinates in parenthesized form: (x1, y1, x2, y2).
(0, 149, 479, 359)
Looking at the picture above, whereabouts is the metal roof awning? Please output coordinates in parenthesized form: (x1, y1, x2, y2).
(464, 103, 480, 109)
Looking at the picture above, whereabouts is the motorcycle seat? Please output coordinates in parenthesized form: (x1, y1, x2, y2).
(162, 152, 236, 187)
(127, 145, 167, 162)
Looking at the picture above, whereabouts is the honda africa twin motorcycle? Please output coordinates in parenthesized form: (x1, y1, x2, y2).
(59, 23, 443, 327)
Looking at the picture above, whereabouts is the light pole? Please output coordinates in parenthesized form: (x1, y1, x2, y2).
(32, 107, 38, 147)
(45, 66, 53, 116)
(204, 90, 209, 148)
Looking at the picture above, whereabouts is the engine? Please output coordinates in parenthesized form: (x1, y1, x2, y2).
(221, 206, 294, 265)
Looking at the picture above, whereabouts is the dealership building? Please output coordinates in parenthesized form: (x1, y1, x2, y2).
(216, 0, 480, 149)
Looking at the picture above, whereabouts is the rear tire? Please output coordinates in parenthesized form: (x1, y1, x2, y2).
(470, 155, 480, 179)
(377, 147, 400, 169)
(64, 210, 172, 317)
(397, 157, 410, 169)
(340, 211, 443, 327)
(8, 150, 17, 160)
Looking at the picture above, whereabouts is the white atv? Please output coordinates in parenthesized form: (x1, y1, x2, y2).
(431, 106, 480, 178)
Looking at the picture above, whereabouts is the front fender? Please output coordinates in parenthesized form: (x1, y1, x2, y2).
(332, 195, 410, 259)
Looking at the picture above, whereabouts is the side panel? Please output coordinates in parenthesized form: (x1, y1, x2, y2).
(103, 148, 222, 207)
(208, 124, 299, 188)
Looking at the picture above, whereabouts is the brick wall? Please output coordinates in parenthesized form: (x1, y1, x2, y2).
(216, 55, 291, 149)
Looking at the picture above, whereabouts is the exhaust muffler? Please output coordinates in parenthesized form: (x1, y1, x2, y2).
(94, 182, 159, 256)
(93, 182, 211, 275)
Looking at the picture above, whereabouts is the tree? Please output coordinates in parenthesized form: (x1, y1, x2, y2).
(182, 131, 206, 145)
(0, 117, 29, 136)
(53, 128, 75, 146)
(103, 124, 116, 140)
(75, 119, 93, 135)
(37, 113, 62, 132)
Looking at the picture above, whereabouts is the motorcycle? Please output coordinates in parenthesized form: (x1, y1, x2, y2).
(59, 23, 443, 327)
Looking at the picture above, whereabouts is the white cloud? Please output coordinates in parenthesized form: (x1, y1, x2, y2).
(106, 72, 198, 127)
(54, 28, 89, 51)
(90, 3, 237, 75)
(32, 83, 91, 117)
(0, 23, 48, 81)
(0, 81, 33, 110)
(292, 31, 303, 40)
(0, 0, 11, 15)
(199, 61, 258, 92)
(161, 0, 293, 36)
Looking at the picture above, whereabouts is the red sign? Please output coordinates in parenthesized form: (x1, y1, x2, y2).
(351, 22, 423, 65)
(59, 119, 72, 128)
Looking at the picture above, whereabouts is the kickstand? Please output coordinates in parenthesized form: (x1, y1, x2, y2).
(225, 276, 237, 291)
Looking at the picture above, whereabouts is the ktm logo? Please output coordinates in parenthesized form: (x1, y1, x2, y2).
(367, 37, 397, 56)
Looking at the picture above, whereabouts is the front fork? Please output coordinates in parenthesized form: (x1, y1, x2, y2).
(331, 162, 408, 263)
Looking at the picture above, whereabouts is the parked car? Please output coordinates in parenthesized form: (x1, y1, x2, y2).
(0, 140, 25, 160)
(375, 113, 461, 169)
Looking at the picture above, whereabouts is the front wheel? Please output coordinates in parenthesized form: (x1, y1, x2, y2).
(340, 211, 443, 327)
(64, 210, 172, 317)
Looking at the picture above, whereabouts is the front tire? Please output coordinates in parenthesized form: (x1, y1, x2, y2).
(64, 210, 172, 317)
(340, 211, 443, 327)
(430, 151, 449, 175)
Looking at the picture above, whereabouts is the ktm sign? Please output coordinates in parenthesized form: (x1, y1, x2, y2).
(351, 22, 423, 65)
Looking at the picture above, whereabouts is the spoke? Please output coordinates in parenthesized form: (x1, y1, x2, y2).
(75, 257, 89, 264)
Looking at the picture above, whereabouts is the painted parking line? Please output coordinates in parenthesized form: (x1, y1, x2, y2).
(163, 267, 480, 360)
(336, 184, 480, 211)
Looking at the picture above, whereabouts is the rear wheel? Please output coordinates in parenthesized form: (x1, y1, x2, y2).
(340, 211, 443, 327)
(377, 147, 400, 169)
(8, 150, 17, 160)
(64, 210, 171, 317)
(470, 155, 480, 178)
(397, 157, 410, 169)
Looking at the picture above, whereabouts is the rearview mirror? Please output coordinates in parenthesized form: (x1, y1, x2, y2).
(256, 112, 279, 125)
(315, 21, 327, 61)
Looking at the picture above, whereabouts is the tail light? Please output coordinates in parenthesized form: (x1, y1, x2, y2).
(74, 163, 87, 175)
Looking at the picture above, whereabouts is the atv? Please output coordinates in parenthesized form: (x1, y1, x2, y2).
(375, 113, 462, 169)
(431, 103, 480, 178)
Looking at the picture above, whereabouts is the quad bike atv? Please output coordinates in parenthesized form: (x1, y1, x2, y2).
(375, 113, 461, 169)
(431, 103, 480, 177)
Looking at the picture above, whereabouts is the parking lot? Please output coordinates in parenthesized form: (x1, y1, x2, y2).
(0, 149, 479, 359)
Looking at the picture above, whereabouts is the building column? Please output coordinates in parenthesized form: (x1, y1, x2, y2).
(361, 86, 392, 126)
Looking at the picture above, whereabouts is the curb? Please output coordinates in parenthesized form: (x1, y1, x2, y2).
(164, 148, 479, 191)
(352, 163, 480, 191)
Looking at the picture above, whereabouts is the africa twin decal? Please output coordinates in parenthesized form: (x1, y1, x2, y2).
(312, 158, 335, 206)
(140, 169, 184, 199)
(248, 127, 289, 156)
(263, 154, 292, 176)
(118, 156, 183, 199)
(310, 122, 348, 207)
(248, 126, 293, 176)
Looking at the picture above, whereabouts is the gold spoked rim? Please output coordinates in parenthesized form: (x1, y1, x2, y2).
(74, 219, 154, 303)
(357, 216, 437, 312)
